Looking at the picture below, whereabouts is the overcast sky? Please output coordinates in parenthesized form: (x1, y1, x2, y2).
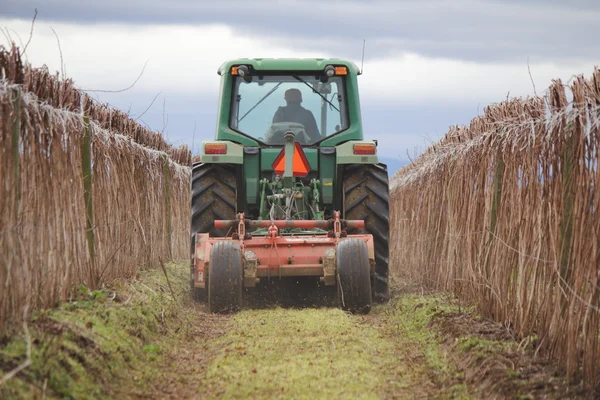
(1, 0, 599, 173)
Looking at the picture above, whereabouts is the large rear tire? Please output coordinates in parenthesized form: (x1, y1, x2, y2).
(208, 241, 243, 313)
(190, 163, 237, 302)
(342, 163, 390, 303)
(337, 238, 372, 314)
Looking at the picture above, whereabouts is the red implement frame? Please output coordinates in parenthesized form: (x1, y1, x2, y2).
(193, 211, 374, 288)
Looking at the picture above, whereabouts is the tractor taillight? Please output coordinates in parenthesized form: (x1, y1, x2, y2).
(334, 66, 347, 75)
(353, 143, 376, 155)
(205, 143, 227, 154)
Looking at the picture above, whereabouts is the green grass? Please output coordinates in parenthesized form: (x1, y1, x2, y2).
(0, 263, 192, 399)
(204, 307, 394, 399)
(372, 294, 473, 400)
(201, 293, 477, 399)
(2, 270, 530, 399)
(375, 295, 454, 374)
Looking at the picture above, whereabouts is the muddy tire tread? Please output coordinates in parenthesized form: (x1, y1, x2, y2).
(336, 238, 372, 314)
(190, 163, 237, 302)
(342, 163, 390, 303)
(208, 241, 243, 313)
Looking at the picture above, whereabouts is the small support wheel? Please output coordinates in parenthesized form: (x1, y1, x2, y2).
(208, 241, 243, 313)
(336, 238, 372, 314)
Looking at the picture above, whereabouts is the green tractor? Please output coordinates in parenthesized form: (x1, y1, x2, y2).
(190, 59, 390, 313)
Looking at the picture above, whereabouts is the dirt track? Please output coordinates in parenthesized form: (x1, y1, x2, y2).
(0, 264, 592, 399)
(146, 293, 456, 399)
(143, 274, 589, 399)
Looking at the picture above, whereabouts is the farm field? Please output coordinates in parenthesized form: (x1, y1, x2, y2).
(0, 263, 589, 399)
(1, 25, 600, 398)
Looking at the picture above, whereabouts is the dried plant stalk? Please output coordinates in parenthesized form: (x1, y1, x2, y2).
(0, 45, 192, 335)
(391, 68, 600, 388)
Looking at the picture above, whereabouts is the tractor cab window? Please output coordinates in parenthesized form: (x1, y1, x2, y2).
(230, 74, 348, 145)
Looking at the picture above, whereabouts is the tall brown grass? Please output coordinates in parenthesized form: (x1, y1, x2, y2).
(0, 45, 191, 332)
(390, 69, 600, 387)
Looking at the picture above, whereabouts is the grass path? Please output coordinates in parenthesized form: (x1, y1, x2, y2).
(1, 263, 588, 399)
(188, 296, 470, 399)
(202, 307, 396, 399)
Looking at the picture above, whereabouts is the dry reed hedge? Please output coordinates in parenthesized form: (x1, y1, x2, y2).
(0, 45, 191, 165)
(390, 69, 600, 387)
(0, 45, 191, 333)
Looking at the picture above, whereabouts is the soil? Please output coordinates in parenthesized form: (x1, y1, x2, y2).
(1, 264, 596, 399)
(144, 274, 594, 399)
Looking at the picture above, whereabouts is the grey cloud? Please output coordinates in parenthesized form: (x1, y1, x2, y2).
(2, 0, 599, 63)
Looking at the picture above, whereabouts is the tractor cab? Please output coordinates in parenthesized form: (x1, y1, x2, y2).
(199, 59, 380, 220)
(212, 59, 364, 149)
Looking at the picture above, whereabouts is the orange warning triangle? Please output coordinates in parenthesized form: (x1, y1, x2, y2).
(272, 142, 311, 177)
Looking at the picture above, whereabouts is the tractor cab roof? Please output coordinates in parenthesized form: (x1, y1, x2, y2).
(217, 58, 361, 76)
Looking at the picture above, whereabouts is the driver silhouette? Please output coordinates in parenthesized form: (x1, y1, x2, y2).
(272, 89, 321, 142)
